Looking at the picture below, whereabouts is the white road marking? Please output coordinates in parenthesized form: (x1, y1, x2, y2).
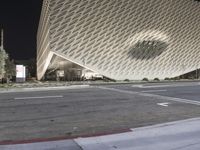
(132, 85, 170, 88)
(98, 86, 200, 106)
(141, 90, 167, 93)
(132, 83, 200, 88)
(14, 95, 63, 100)
(157, 102, 169, 107)
(131, 85, 144, 88)
(139, 85, 171, 88)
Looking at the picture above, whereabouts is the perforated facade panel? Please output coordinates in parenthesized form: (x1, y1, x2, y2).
(37, 0, 200, 80)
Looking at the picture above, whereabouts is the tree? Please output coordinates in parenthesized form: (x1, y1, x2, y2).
(5, 57, 16, 82)
(0, 49, 8, 80)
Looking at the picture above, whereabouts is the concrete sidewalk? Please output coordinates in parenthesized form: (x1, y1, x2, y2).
(1, 117, 200, 150)
(0, 140, 82, 150)
(0, 85, 90, 93)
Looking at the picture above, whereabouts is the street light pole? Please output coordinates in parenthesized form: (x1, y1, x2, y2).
(1, 29, 3, 51)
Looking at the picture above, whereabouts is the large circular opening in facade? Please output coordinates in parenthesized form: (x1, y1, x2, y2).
(128, 40, 168, 60)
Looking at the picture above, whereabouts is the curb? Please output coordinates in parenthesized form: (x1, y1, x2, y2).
(0, 85, 90, 93)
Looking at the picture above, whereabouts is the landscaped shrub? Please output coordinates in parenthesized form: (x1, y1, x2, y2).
(142, 78, 149, 81)
(153, 78, 160, 81)
(124, 79, 130, 82)
(171, 77, 180, 80)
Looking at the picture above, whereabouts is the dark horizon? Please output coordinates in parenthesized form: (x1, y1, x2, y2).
(0, 0, 42, 60)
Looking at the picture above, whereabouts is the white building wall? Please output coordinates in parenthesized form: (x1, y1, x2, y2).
(37, 0, 200, 80)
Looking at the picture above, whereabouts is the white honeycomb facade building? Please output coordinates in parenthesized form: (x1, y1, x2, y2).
(37, 0, 200, 80)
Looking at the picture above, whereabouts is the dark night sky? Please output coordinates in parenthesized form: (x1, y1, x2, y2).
(0, 0, 42, 60)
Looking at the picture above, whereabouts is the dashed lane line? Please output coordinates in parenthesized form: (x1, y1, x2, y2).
(14, 95, 63, 100)
(141, 90, 167, 93)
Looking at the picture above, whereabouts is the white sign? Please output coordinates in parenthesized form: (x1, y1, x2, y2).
(16, 65, 26, 78)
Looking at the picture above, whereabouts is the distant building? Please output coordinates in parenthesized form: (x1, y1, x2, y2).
(37, 0, 200, 80)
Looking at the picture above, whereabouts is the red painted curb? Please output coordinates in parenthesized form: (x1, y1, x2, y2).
(0, 128, 131, 145)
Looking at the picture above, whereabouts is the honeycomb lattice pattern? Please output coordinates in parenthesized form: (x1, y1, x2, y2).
(37, 0, 200, 80)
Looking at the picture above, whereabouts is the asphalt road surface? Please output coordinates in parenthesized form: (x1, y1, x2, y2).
(1, 81, 200, 143)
